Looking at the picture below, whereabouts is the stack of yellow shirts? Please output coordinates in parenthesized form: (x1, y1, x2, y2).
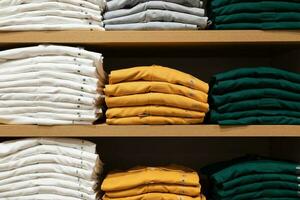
(101, 166, 206, 200)
(104, 65, 209, 125)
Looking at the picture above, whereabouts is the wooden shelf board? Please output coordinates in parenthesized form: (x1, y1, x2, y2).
(0, 30, 300, 47)
(0, 125, 299, 137)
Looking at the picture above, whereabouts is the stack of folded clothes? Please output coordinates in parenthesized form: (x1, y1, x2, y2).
(0, 0, 106, 31)
(0, 138, 103, 200)
(104, 0, 208, 30)
(209, 67, 300, 125)
(101, 165, 206, 200)
(203, 157, 300, 200)
(0, 44, 106, 125)
(104, 65, 209, 125)
(209, 0, 300, 29)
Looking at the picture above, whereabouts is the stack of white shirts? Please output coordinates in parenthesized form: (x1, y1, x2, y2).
(0, 0, 106, 31)
(0, 44, 106, 125)
(0, 138, 103, 200)
(104, 0, 208, 30)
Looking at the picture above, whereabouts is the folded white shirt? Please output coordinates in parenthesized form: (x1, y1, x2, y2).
(104, 9, 208, 28)
(0, 45, 105, 82)
(0, 86, 99, 98)
(0, 163, 97, 180)
(0, 107, 100, 118)
(107, 0, 203, 11)
(0, 78, 98, 94)
(0, 16, 103, 27)
(6, 112, 98, 122)
(0, 100, 94, 110)
(0, 138, 97, 155)
(1, 10, 102, 22)
(0, 154, 101, 173)
(6, 194, 84, 200)
(0, 111, 103, 124)
(0, 45, 102, 65)
(0, 185, 97, 200)
(105, 21, 198, 30)
(0, 0, 104, 12)
(0, 173, 96, 191)
(104, 1, 205, 19)
(0, 63, 98, 78)
(0, 117, 93, 125)
(0, 93, 97, 105)
(0, 56, 96, 71)
(0, 56, 105, 86)
(0, 2, 100, 17)
(0, 22, 103, 34)
(0, 45, 103, 65)
(0, 23, 104, 31)
(0, 178, 95, 195)
(0, 144, 100, 164)
(0, 71, 98, 86)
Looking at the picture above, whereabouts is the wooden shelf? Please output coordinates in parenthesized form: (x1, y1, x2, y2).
(0, 125, 299, 137)
(0, 30, 300, 47)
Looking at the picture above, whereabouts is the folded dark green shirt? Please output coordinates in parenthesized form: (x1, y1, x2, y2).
(217, 98, 300, 113)
(211, 0, 300, 9)
(201, 155, 260, 176)
(212, 88, 300, 107)
(212, 1, 300, 16)
(214, 21, 300, 30)
(247, 198, 300, 200)
(214, 189, 300, 200)
(210, 110, 300, 123)
(211, 67, 300, 83)
(211, 160, 300, 184)
(215, 12, 300, 24)
(218, 173, 300, 190)
(215, 181, 300, 198)
(212, 78, 300, 95)
(215, 116, 300, 125)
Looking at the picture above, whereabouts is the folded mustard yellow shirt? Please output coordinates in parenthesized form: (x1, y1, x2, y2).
(103, 193, 206, 200)
(105, 184, 201, 198)
(104, 81, 208, 102)
(106, 106, 205, 119)
(105, 93, 209, 112)
(108, 66, 209, 93)
(106, 116, 204, 125)
(101, 166, 200, 192)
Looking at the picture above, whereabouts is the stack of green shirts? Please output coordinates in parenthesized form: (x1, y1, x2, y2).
(209, 67, 300, 125)
(209, 0, 300, 29)
(205, 159, 300, 200)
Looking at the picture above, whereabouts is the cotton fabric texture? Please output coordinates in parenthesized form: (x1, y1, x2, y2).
(0, 0, 106, 31)
(104, 0, 208, 30)
(101, 166, 206, 200)
(209, 0, 300, 30)
(209, 67, 300, 125)
(104, 65, 209, 125)
(0, 44, 106, 125)
(0, 138, 103, 200)
(203, 158, 300, 200)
